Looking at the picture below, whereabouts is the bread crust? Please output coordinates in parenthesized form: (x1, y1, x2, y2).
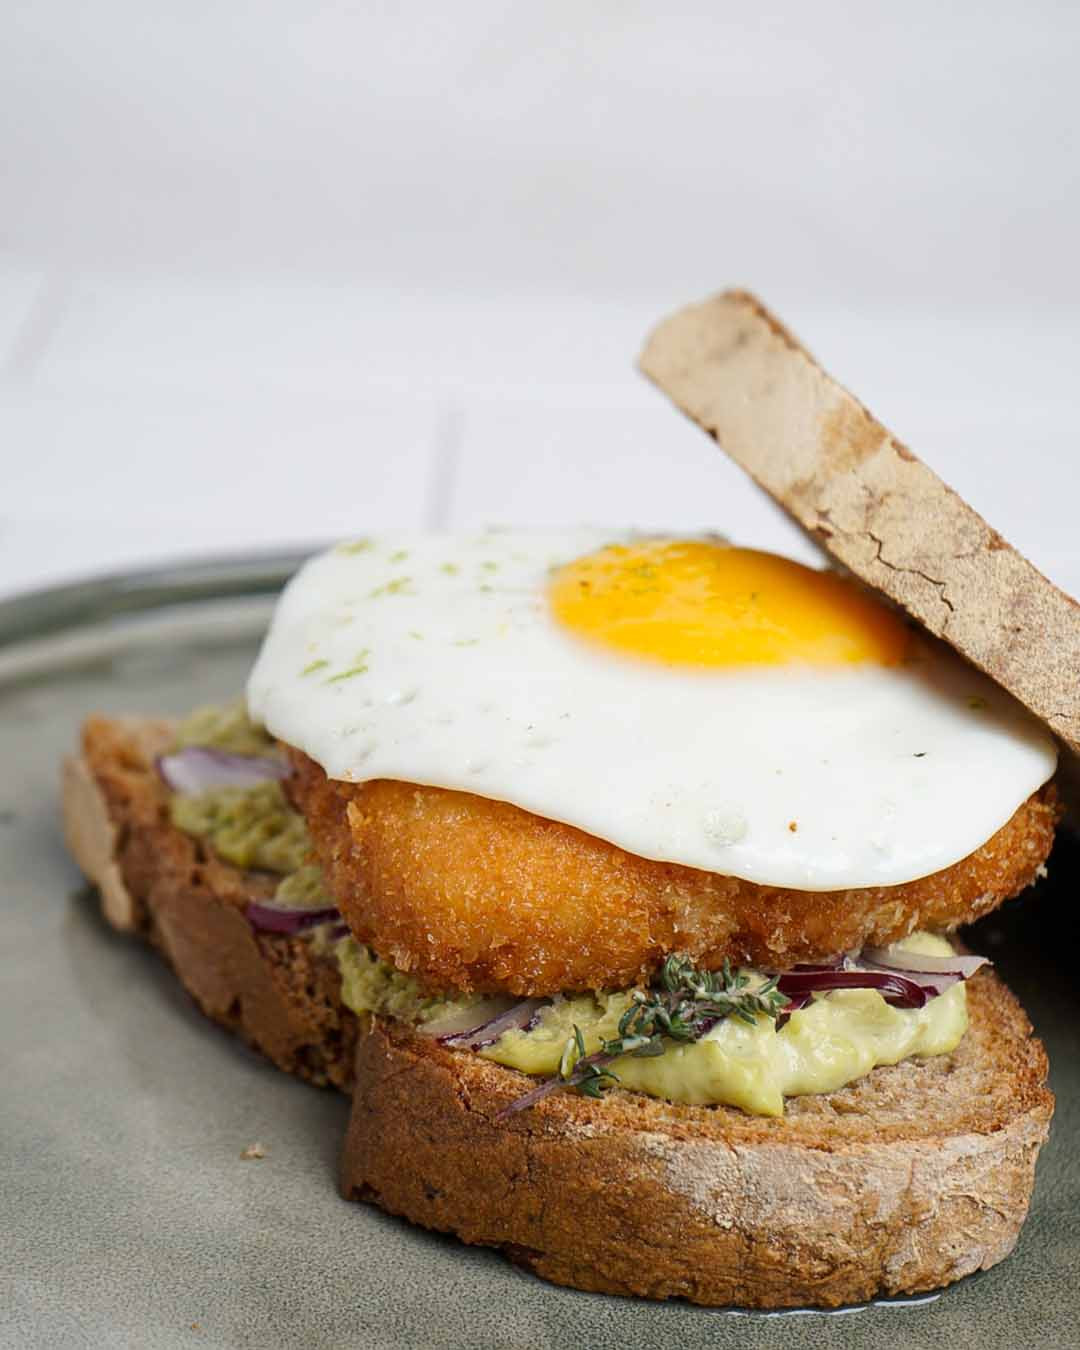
(341, 970, 1052, 1307)
(64, 716, 355, 1090)
(290, 748, 1058, 996)
(638, 290, 1080, 757)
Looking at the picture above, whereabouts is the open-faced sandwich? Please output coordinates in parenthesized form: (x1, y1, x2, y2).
(64, 292, 1076, 1309)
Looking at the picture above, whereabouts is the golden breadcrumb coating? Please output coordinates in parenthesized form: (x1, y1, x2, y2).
(289, 749, 1058, 996)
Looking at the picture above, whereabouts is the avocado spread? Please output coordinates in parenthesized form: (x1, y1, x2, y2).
(274, 862, 332, 909)
(168, 700, 312, 873)
(170, 780, 310, 872)
(336, 932, 967, 1116)
(174, 698, 280, 759)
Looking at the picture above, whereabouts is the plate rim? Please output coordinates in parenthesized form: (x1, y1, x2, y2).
(0, 547, 321, 652)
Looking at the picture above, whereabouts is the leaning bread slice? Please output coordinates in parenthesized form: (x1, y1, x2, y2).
(639, 290, 1080, 757)
(63, 716, 355, 1090)
(341, 969, 1052, 1309)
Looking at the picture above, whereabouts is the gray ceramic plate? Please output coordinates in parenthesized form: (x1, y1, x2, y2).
(3, 557, 1077, 1350)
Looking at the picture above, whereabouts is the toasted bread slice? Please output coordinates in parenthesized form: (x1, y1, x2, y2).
(63, 716, 355, 1090)
(638, 290, 1080, 757)
(342, 972, 1052, 1308)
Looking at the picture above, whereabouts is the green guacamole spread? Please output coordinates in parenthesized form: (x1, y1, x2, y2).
(274, 862, 332, 909)
(170, 780, 310, 872)
(336, 932, 968, 1117)
(168, 699, 311, 874)
(174, 698, 280, 759)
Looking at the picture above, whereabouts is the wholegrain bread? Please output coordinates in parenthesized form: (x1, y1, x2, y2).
(638, 290, 1080, 757)
(341, 970, 1053, 1308)
(63, 716, 355, 1090)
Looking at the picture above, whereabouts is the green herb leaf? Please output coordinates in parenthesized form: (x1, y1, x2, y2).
(325, 649, 371, 683)
(369, 576, 413, 598)
(499, 953, 788, 1118)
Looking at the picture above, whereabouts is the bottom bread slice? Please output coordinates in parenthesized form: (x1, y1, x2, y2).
(63, 715, 355, 1090)
(341, 972, 1053, 1309)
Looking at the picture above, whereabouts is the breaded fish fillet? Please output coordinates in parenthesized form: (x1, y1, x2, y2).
(289, 749, 1058, 996)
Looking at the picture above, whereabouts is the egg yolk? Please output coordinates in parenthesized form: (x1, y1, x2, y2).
(549, 539, 910, 668)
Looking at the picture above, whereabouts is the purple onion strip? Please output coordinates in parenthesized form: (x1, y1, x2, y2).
(778, 966, 938, 1009)
(774, 945, 988, 1011)
(860, 946, 988, 980)
(157, 745, 288, 795)
(245, 901, 341, 935)
(437, 998, 547, 1051)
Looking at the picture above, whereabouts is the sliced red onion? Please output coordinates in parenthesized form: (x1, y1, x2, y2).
(245, 901, 341, 934)
(419, 997, 518, 1040)
(775, 945, 987, 1010)
(777, 965, 938, 1009)
(423, 997, 547, 1051)
(860, 945, 988, 980)
(158, 745, 288, 794)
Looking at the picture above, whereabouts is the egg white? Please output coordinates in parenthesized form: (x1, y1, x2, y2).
(246, 529, 1057, 891)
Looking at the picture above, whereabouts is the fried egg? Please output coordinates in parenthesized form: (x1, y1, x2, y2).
(247, 529, 1056, 890)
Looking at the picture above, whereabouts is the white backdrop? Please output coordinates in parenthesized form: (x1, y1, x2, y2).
(2, 2, 1078, 596)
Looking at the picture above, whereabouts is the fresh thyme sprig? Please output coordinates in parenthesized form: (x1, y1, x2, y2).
(614, 953, 788, 1045)
(498, 954, 788, 1117)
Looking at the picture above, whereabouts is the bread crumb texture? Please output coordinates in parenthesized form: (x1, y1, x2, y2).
(291, 748, 1058, 996)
